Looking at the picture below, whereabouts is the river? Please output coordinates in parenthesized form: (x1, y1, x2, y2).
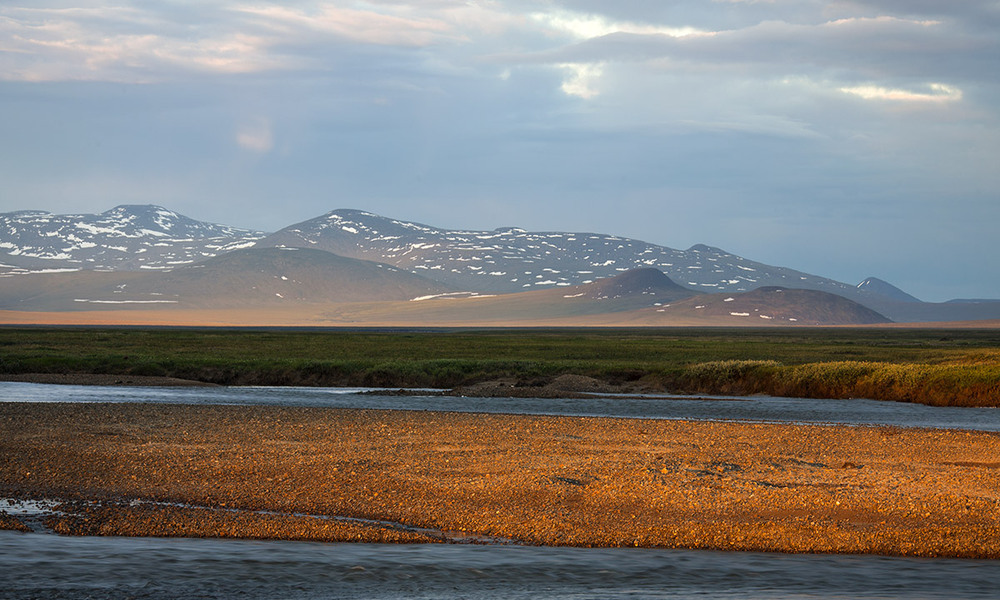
(1, 381, 998, 431)
(4, 531, 1000, 599)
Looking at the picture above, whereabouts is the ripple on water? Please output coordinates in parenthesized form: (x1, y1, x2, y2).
(1, 381, 999, 432)
(2, 532, 1000, 599)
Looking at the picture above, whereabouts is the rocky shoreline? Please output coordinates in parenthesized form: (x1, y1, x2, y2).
(3, 402, 1000, 557)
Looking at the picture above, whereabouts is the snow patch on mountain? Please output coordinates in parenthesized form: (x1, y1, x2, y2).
(0, 205, 267, 274)
(1, 205, 925, 313)
(257, 209, 859, 297)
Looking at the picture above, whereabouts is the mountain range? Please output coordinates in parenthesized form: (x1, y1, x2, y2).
(1, 205, 997, 326)
(0, 205, 265, 273)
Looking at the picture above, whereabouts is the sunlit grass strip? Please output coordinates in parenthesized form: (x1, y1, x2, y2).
(677, 359, 1000, 407)
(1, 328, 999, 407)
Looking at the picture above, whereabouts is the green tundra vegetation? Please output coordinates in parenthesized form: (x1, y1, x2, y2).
(0, 327, 998, 407)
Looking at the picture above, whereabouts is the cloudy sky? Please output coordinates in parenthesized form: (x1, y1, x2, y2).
(1, 1, 998, 301)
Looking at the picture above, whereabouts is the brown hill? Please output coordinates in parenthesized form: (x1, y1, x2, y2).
(0, 261, 894, 327)
(636, 286, 892, 326)
(317, 268, 700, 324)
(0, 247, 450, 311)
(575, 267, 695, 301)
(312, 283, 889, 327)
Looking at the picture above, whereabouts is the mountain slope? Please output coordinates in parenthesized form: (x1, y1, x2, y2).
(643, 287, 892, 326)
(306, 276, 890, 327)
(256, 209, 862, 298)
(316, 268, 698, 325)
(578, 267, 695, 301)
(470, 267, 700, 316)
(856, 277, 921, 303)
(0, 247, 450, 311)
(0, 205, 266, 274)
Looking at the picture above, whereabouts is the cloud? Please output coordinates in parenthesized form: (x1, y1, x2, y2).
(530, 10, 711, 39)
(521, 15, 981, 79)
(839, 82, 963, 103)
(234, 4, 458, 47)
(0, 2, 488, 83)
(0, 5, 290, 82)
(5, 2, 993, 101)
(497, 7, 998, 128)
(558, 62, 602, 98)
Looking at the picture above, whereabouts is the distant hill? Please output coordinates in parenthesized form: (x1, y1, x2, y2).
(853, 298, 1000, 324)
(0, 247, 450, 311)
(323, 268, 698, 325)
(579, 267, 695, 301)
(313, 271, 888, 327)
(642, 287, 892, 326)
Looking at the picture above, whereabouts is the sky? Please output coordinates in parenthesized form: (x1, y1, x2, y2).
(1, 1, 998, 302)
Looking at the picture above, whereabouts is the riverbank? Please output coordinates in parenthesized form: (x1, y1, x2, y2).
(2, 402, 1000, 557)
(0, 371, 635, 398)
(3, 327, 1000, 407)
(0, 373, 218, 387)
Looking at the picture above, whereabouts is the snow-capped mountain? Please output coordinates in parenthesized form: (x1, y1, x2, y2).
(4, 204, 999, 323)
(257, 209, 865, 299)
(0, 205, 266, 274)
(0, 205, 892, 305)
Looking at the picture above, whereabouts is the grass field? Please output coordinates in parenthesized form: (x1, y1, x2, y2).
(1, 327, 998, 406)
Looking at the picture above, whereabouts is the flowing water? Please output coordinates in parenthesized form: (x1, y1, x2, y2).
(1, 381, 999, 431)
(2, 381, 1000, 598)
(3, 531, 1000, 599)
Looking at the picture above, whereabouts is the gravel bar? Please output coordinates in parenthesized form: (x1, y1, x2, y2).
(2, 402, 999, 557)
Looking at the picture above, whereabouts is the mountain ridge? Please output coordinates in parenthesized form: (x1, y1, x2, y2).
(0, 205, 266, 274)
(0, 205, 902, 305)
(2, 204, 998, 324)
(256, 208, 873, 301)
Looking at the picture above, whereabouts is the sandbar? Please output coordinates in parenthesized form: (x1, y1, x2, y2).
(2, 402, 999, 557)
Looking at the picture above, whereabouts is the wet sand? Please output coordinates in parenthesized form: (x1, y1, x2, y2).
(2, 402, 1000, 557)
